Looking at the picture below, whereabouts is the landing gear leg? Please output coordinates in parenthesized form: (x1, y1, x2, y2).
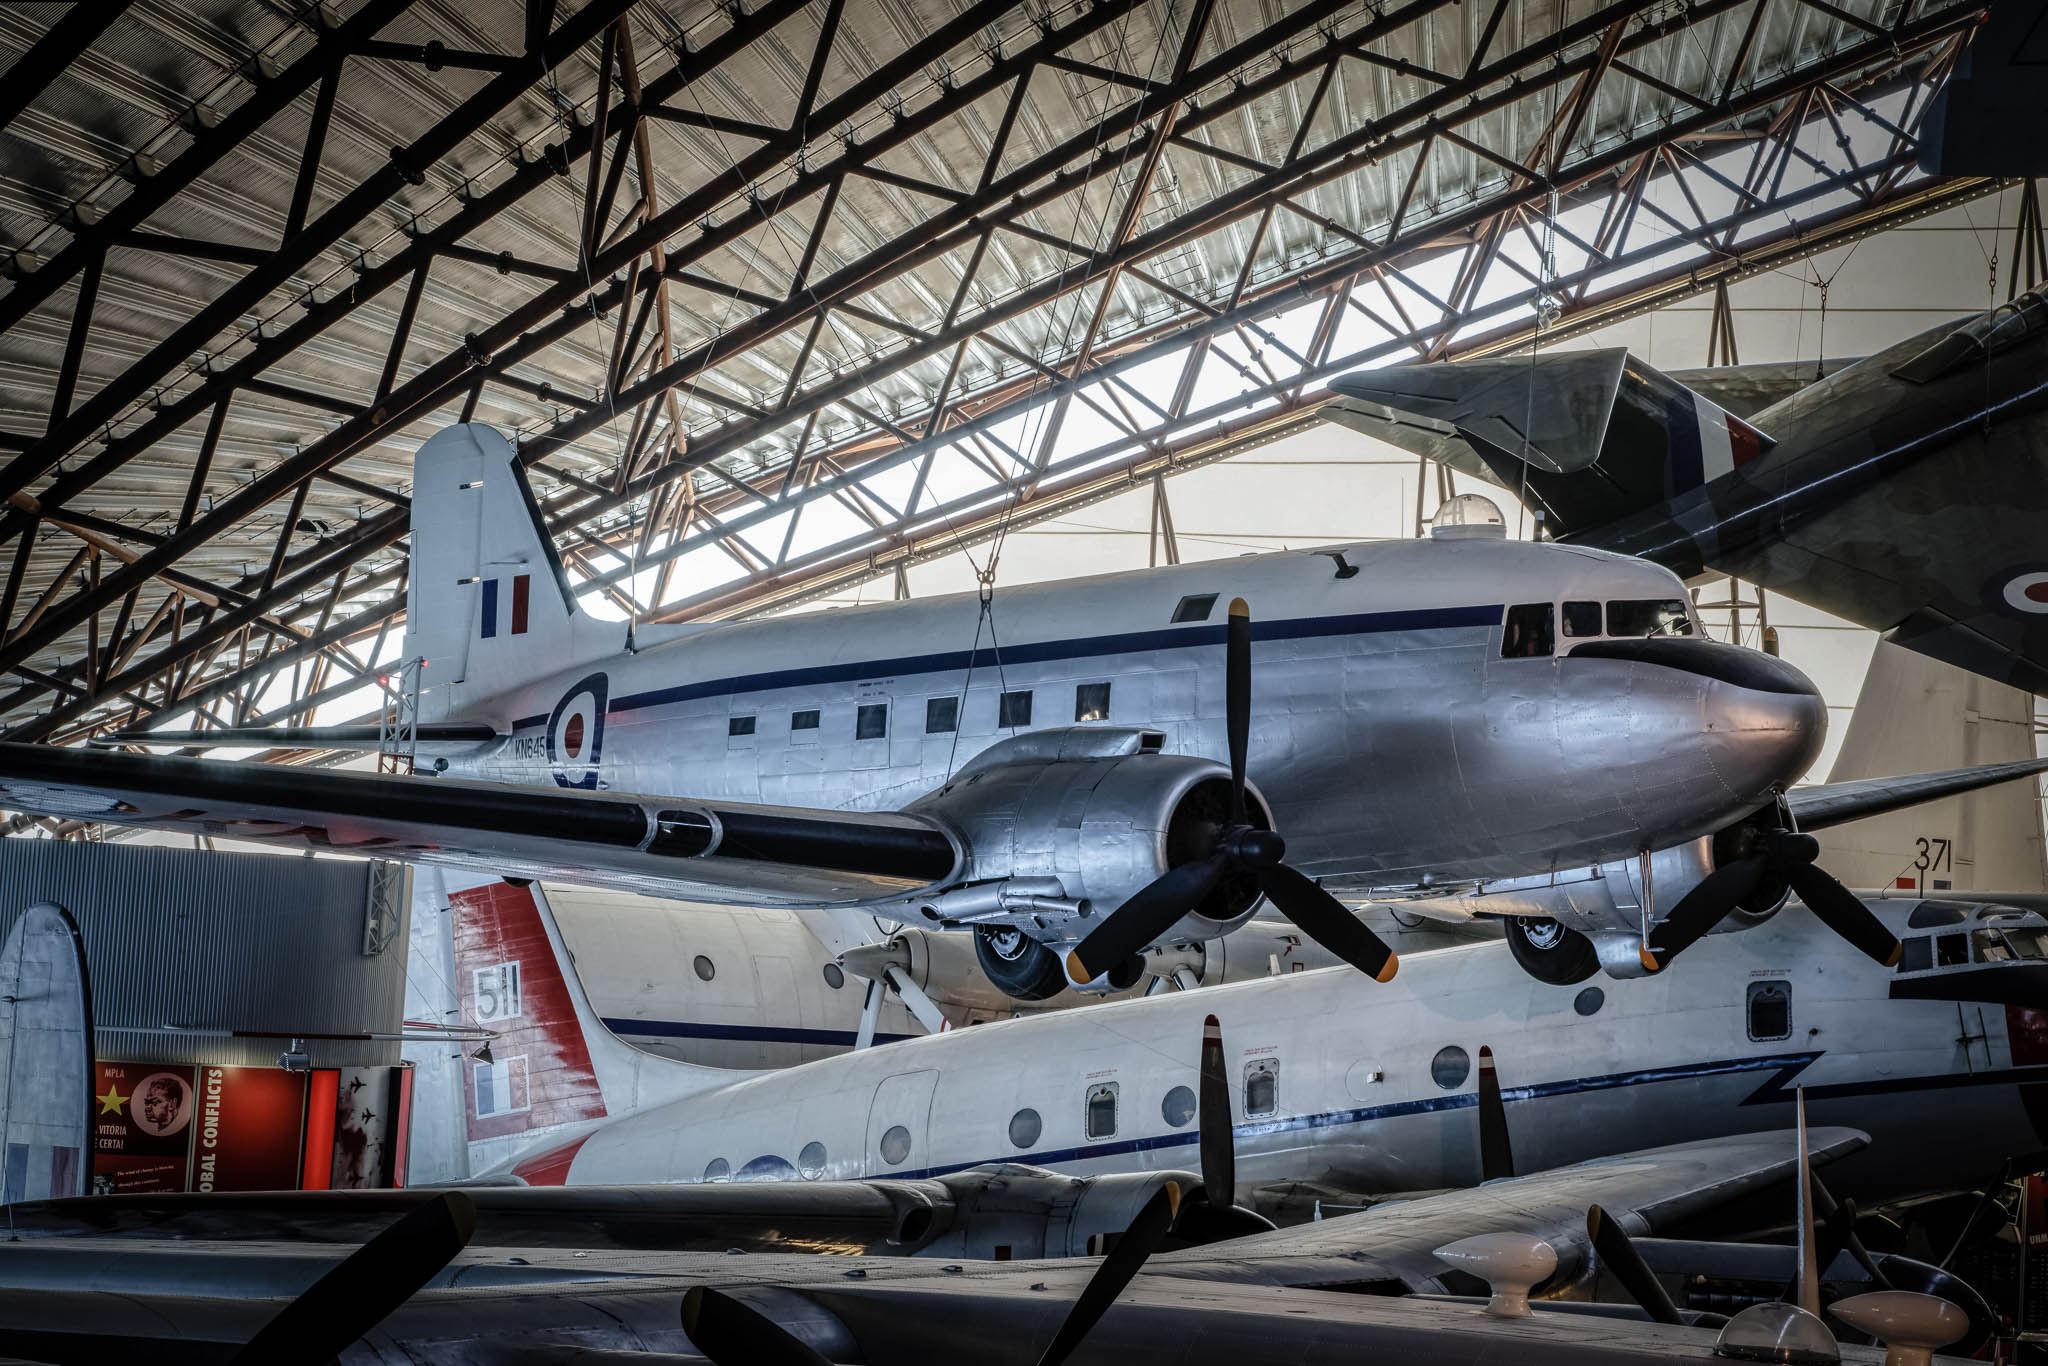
(1504, 917, 1599, 986)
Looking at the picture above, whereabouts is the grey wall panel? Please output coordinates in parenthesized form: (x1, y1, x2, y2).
(0, 840, 408, 1068)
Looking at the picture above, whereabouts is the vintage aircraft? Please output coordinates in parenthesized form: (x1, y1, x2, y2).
(434, 866, 2048, 1220)
(1319, 288, 2048, 696)
(10, 424, 2045, 998)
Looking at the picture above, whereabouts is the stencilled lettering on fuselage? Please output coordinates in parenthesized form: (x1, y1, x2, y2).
(506, 733, 548, 763)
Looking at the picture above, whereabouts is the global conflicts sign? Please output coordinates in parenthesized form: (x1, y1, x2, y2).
(92, 1060, 414, 1194)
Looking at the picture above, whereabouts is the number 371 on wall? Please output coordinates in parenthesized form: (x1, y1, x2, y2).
(1914, 836, 1952, 874)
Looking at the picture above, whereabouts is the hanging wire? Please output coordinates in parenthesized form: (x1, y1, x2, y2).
(941, 0, 1167, 776)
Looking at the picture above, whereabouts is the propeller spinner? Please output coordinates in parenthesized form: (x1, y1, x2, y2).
(1066, 599, 1399, 986)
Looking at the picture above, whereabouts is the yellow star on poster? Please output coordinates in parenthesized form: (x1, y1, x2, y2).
(96, 1085, 125, 1116)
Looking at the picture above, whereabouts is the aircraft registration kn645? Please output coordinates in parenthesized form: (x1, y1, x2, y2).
(6, 422, 2043, 998)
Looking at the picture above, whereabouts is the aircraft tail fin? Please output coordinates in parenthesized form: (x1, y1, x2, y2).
(1319, 350, 1773, 537)
(1815, 641, 2048, 893)
(401, 424, 622, 706)
(447, 878, 742, 1183)
(0, 903, 91, 1201)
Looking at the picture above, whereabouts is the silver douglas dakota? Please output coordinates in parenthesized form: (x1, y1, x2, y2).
(6, 422, 2042, 997)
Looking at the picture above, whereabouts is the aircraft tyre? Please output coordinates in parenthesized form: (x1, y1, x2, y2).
(1504, 916, 1599, 986)
(974, 926, 1068, 1001)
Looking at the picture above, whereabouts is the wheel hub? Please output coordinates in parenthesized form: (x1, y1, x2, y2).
(984, 926, 1029, 962)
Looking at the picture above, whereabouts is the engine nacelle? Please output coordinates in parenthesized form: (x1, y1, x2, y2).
(889, 727, 1273, 952)
(1450, 824, 1790, 979)
(911, 1164, 1197, 1260)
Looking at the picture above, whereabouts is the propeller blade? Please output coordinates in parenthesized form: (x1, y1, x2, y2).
(1641, 857, 1769, 971)
(1035, 1182, 1181, 1366)
(1816, 1199, 1860, 1290)
(1587, 1203, 1684, 1326)
(1256, 863, 1398, 982)
(1795, 1088, 1821, 1316)
(230, 1190, 476, 1365)
(1784, 863, 1903, 967)
(1812, 1171, 1890, 1289)
(1226, 598, 1251, 825)
(1198, 1014, 1234, 1206)
(1068, 854, 1229, 984)
(1476, 1045, 1515, 1183)
(682, 1286, 834, 1366)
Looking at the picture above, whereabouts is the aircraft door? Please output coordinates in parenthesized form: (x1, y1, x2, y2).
(864, 1069, 939, 1176)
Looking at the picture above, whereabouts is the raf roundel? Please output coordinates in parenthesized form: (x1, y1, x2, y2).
(1998, 570, 2048, 616)
(546, 672, 609, 790)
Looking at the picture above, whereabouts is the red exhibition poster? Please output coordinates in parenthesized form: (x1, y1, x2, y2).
(94, 1062, 314, 1194)
(91, 1061, 196, 1194)
(193, 1065, 308, 1192)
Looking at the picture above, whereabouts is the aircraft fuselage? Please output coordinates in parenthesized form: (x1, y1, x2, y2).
(514, 901, 2048, 1204)
(438, 533, 1824, 894)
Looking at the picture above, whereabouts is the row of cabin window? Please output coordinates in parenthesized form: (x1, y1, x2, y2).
(1022, 986, 1799, 1148)
(727, 682, 1114, 739)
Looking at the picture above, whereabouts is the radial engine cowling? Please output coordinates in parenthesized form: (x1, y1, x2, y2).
(1455, 827, 1791, 978)
(891, 727, 1274, 950)
(914, 1164, 1200, 1260)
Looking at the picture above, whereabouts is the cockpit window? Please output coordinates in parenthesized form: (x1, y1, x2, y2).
(2006, 928, 2048, 960)
(1975, 928, 2017, 963)
(1562, 601, 1601, 637)
(1936, 932, 1968, 967)
(1606, 599, 1694, 638)
(1892, 291, 2048, 385)
(1898, 936, 1932, 973)
(1501, 603, 1554, 658)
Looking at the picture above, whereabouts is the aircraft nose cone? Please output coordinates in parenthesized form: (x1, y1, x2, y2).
(1704, 659, 1828, 804)
(1569, 636, 1827, 810)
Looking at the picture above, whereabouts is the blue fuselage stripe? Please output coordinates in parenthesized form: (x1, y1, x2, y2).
(510, 603, 1504, 730)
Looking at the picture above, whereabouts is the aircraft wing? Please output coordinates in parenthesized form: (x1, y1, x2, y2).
(1786, 756, 2048, 832)
(0, 740, 959, 908)
(1154, 1125, 1866, 1290)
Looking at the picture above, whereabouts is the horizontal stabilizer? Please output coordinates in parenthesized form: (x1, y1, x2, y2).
(90, 724, 501, 751)
(1788, 756, 2048, 832)
(1320, 350, 1773, 536)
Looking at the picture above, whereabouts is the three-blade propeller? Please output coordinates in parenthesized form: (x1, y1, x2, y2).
(1641, 821, 1901, 973)
(1066, 599, 1399, 987)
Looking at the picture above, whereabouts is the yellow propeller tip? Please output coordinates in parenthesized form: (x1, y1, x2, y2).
(1882, 940, 1903, 968)
(1638, 944, 1663, 974)
(1374, 954, 1399, 984)
(1164, 1179, 1182, 1218)
(1065, 951, 1090, 984)
(1228, 597, 1249, 618)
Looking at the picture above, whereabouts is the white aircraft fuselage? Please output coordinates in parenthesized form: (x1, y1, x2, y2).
(497, 895, 2048, 1203)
